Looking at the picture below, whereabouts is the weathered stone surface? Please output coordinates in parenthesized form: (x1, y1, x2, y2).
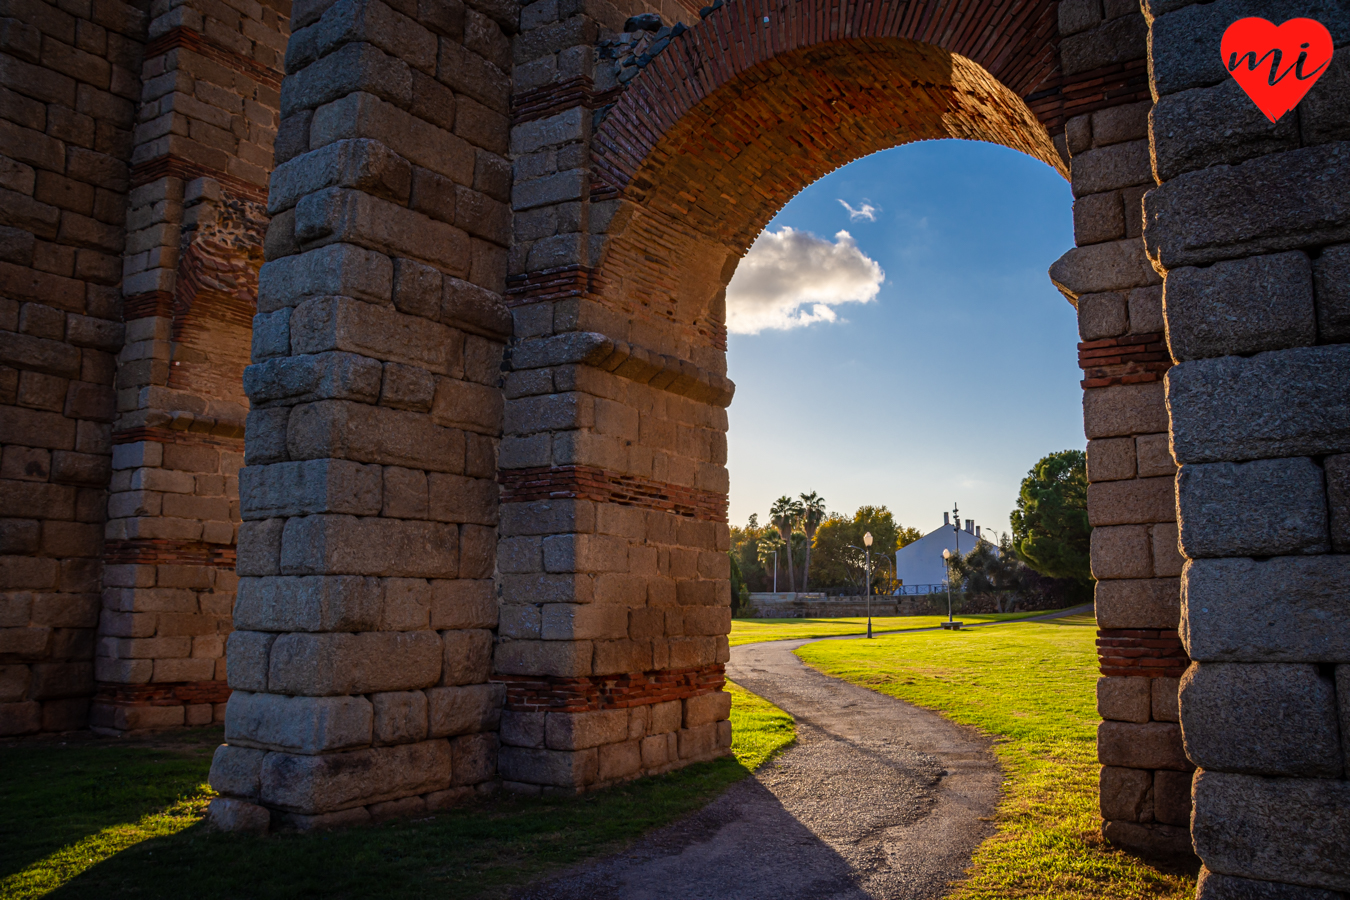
(545, 708, 626, 750)
(1071, 140, 1151, 197)
(427, 683, 503, 737)
(206, 798, 271, 833)
(1164, 253, 1315, 361)
(257, 242, 393, 311)
(1338, 667, 1350, 778)
(290, 295, 463, 375)
(208, 745, 267, 799)
(1087, 437, 1136, 482)
(1092, 525, 1152, 579)
(1083, 382, 1168, 439)
(440, 628, 492, 685)
(280, 42, 413, 117)
(683, 690, 731, 728)
(1150, 80, 1299, 182)
(371, 690, 428, 745)
(1087, 476, 1174, 526)
(1153, 769, 1192, 827)
(1182, 556, 1350, 662)
(235, 576, 385, 632)
(268, 631, 443, 695)
(260, 739, 452, 813)
(1102, 818, 1194, 857)
(1098, 720, 1191, 770)
(1192, 770, 1350, 892)
(1196, 867, 1346, 900)
(1180, 663, 1342, 778)
(295, 187, 470, 275)
(1177, 459, 1329, 558)
(498, 746, 597, 787)
(450, 732, 498, 785)
(1100, 765, 1152, 822)
(492, 638, 592, 677)
(1314, 244, 1350, 343)
(1098, 675, 1150, 723)
(1096, 577, 1180, 630)
(268, 138, 413, 216)
(287, 399, 467, 474)
(1078, 292, 1127, 340)
(1152, 675, 1180, 723)
(240, 460, 383, 519)
(225, 691, 374, 754)
(1144, 144, 1350, 270)
(226, 631, 275, 692)
(1049, 238, 1160, 301)
(1149, 0, 1350, 95)
(280, 514, 458, 578)
(1167, 348, 1350, 464)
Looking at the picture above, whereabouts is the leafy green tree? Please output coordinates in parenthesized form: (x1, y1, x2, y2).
(808, 506, 921, 595)
(1010, 450, 1092, 587)
(949, 533, 1027, 612)
(728, 551, 751, 616)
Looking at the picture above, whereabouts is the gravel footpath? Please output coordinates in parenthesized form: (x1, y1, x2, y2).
(515, 629, 1017, 899)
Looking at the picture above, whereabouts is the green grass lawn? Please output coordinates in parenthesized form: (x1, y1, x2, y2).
(0, 682, 793, 900)
(729, 608, 1071, 646)
(796, 616, 1196, 900)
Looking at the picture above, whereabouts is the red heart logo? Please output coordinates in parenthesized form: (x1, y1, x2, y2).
(1221, 17, 1334, 123)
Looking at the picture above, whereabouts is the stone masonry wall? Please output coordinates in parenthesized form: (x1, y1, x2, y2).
(1, 0, 145, 736)
(204, 0, 518, 830)
(1144, 0, 1350, 894)
(1045, 0, 1195, 860)
(94, 0, 284, 734)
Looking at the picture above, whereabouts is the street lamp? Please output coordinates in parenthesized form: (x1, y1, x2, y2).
(942, 548, 955, 625)
(864, 531, 873, 638)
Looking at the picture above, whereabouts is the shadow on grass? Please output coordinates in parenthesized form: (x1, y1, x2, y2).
(0, 728, 222, 881)
(45, 756, 753, 900)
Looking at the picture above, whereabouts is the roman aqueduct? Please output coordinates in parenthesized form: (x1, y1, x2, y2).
(1, 0, 1348, 892)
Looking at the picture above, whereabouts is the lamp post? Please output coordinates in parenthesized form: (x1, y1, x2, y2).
(772, 549, 778, 593)
(864, 531, 874, 638)
(942, 548, 954, 624)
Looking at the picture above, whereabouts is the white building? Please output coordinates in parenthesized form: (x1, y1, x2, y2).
(894, 513, 998, 593)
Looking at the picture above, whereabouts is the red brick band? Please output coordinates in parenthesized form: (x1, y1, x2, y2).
(1079, 332, 1172, 389)
(130, 155, 269, 204)
(499, 465, 729, 522)
(123, 290, 176, 320)
(143, 26, 284, 91)
(512, 76, 622, 124)
(504, 264, 607, 306)
(94, 680, 232, 706)
(1097, 628, 1190, 679)
(104, 540, 237, 568)
(113, 424, 247, 444)
(495, 663, 725, 712)
(1027, 59, 1151, 135)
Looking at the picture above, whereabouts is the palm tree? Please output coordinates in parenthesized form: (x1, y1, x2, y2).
(798, 491, 826, 591)
(769, 495, 802, 593)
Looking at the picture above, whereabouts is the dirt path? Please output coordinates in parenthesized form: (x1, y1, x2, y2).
(516, 639, 1008, 898)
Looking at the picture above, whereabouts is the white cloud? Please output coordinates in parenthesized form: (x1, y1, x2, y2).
(725, 227, 885, 334)
(838, 199, 879, 222)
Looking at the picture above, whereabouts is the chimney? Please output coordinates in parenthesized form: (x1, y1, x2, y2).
(976, 525, 981, 539)
(943, 512, 950, 526)
(964, 519, 973, 534)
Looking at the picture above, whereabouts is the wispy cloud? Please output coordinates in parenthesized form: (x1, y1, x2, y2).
(726, 227, 885, 334)
(837, 199, 879, 222)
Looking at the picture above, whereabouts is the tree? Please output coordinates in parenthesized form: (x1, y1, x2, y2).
(728, 551, 751, 616)
(798, 491, 826, 591)
(769, 495, 802, 592)
(808, 505, 921, 595)
(948, 533, 1026, 612)
(1010, 449, 1092, 587)
(757, 531, 785, 591)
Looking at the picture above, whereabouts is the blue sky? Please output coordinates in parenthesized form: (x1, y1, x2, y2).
(724, 138, 1082, 540)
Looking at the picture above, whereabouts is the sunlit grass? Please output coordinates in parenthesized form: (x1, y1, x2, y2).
(0, 687, 794, 900)
(796, 619, 1196, 900)
(729, 608, 1070, 646)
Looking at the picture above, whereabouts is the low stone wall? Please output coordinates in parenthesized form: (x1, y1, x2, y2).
(746, 594, 955, 619)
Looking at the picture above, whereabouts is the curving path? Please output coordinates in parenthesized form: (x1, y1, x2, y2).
(514, 612, 1075, 899)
